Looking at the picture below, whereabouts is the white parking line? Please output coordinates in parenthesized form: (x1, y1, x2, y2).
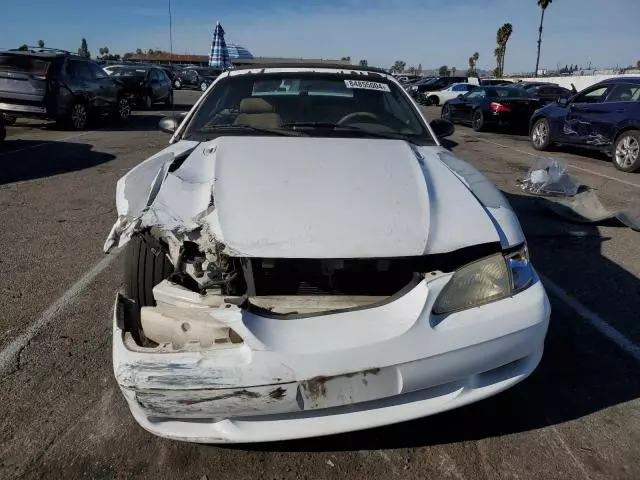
(540, 274, 640, 363)
(0, 250, 121, 375)
(463, 134, 640, 190)
(0, 131, 92, 157)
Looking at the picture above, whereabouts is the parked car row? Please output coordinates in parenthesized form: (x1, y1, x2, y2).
(104, 65, 173, 108)
(0, 49, 133, 130)
(439, 78, 640, 172)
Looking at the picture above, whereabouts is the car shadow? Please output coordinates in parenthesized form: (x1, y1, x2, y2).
(0, 140, 116, 184)
(233, 190, 640, 453)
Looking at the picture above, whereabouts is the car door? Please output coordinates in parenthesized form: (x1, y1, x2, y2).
(63, 59, 96, 108)
(588, 84, 640, 146)
(444, 84, 470, 103)
(89, 62, 117, 112)
(148, 69, 161, 100)
(158, 69, 172, 99)
(563, 85, 611, 145)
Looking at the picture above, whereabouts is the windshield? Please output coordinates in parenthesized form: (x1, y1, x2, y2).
(486, 87, 534, 98)
(182, 72, 435, 144)
(108, 67, 148, 77)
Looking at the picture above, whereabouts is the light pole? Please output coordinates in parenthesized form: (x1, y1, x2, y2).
(169, 0, 173, 63)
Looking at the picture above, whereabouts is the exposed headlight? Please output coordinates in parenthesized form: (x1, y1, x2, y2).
(433, 245, 534, 315)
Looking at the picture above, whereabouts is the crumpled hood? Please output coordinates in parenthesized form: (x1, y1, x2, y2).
(105, 136, 524, 258)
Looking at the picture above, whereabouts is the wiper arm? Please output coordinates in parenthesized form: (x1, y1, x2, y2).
(281, 122, 419, 143)
(196, 124, 305, 136)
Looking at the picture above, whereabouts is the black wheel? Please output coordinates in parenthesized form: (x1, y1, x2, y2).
(531, 117, 551, 150)
(472, 109, 485, 132)
(113, 97, 131, 121)
(164, 90, 174, 107)
(124, 233, 174, 344)
(427, 95, 439, 107)
(612, 130, 640, 173)
(441, 104, 452, 122)
(200, 81, 208, 92)
(69, 102, 89, 130)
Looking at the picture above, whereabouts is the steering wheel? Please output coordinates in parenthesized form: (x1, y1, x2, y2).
(337, 111, 379, 125)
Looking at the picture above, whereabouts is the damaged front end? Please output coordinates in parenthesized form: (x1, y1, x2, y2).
(107, 137, 549, 443)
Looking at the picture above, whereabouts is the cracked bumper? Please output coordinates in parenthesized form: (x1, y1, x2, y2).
(113, 276, 550, 443)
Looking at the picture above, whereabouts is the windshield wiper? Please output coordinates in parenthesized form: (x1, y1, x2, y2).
(281, 122, 422, 143)
(194, 124, 305, 137)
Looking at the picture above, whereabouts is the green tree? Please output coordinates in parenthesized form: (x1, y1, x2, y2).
(37, 39, 45, 48)
(390, 60, 406, 74)
(636, 60, 640, 69)
(18, 44, 29, 51)
(340, 56, 351, 62)
(77, 38, 90, 58)
(451, 66, 457, 76)
(467, 52, 479, 76)
(358, 59, 368, 67)
(417, 63, 423, 75)
(135, 48, 143, 55)
(406, 66, 417, 75)
(438, 65, 450, 76)
(147, 48, 155, 55)
(534, 0, 553, 75)
(494, 23, 513, 77)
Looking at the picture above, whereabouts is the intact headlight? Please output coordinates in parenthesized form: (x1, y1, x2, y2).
(433, 245, 534, 315)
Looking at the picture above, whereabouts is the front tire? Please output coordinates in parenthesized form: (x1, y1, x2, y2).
(164, 90, 174, 107)
(531, 117, 551, 151)
(69, 102, 89, 130)
(612, 130, 640, 173)
(124, 233, 174, 344)
(472, 109, 485, 132)
(427, 95, 439, 107)
(113, 97, 131, 121)
(441, 104, 452, 122)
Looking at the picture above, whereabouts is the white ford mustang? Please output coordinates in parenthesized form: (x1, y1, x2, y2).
(105, 64, 550, 443)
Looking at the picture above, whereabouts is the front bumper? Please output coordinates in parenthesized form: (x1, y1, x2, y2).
(113, 274, 550, 443)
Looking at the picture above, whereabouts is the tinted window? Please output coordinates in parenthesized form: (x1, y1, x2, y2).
(451, 84, 469, 92)
(108, 67, 148, 77)
(486, 87, 534, 98)
(466, 89, 486, 99)
(66, 60, 93, 80)
(0, 53, 51, 76)
(574, 86, 609, 104)
(605, 84, 640, 103)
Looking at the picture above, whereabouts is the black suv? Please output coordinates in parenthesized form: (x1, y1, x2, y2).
(0, 49, 131, 129)
(178, 67, 222, 92)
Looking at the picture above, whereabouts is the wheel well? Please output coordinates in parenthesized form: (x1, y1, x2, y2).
(529, 115, 546, 134)
(613, 127, 640, 144)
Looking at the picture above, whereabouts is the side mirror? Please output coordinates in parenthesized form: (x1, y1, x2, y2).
(457, 94, 463, 99)
(430, 118, 455, 139)
(557, 97, 569, 107)
(159, 116, 180, 134)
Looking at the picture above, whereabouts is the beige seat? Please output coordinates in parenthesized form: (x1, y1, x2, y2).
(234, 98, 282, 128)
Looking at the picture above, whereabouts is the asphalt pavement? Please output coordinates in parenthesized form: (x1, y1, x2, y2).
(1, 92, 639, 480)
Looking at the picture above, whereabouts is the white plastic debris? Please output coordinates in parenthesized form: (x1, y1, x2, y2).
(519, 158, 579, 197)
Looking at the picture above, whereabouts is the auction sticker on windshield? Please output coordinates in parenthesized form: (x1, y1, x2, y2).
(344, 79, 391, 92)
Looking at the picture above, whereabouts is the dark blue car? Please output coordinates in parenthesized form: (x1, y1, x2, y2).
(529, 77, 640, 172)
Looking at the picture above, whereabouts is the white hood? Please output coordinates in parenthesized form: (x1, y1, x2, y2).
(105, 136, 522, 259)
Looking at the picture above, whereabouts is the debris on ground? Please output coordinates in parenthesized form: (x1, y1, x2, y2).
(536, 189, 640, 231)
(518, 158, 579, 197)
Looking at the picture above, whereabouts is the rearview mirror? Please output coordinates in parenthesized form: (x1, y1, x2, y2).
(430, 119, 455, 139)
(159, 116, 181, 134)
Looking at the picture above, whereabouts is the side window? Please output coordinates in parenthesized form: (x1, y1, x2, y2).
(89, 63, 107, 79)
(150, 69, 159, 81)
(573, 86, 609, 104)
(158, 70, 168, 82)
(66, 60, 92, 80)
(466, 89, 486, 99)
(605, 84, 640, 103)
(451, 84, 466, 92)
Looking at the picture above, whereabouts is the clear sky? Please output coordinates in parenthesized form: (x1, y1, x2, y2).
(1, 0, 638, 73)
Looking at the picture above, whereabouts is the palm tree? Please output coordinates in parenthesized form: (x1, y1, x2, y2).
(535, 0, 553, 75)
(500, 23, 513, 75)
